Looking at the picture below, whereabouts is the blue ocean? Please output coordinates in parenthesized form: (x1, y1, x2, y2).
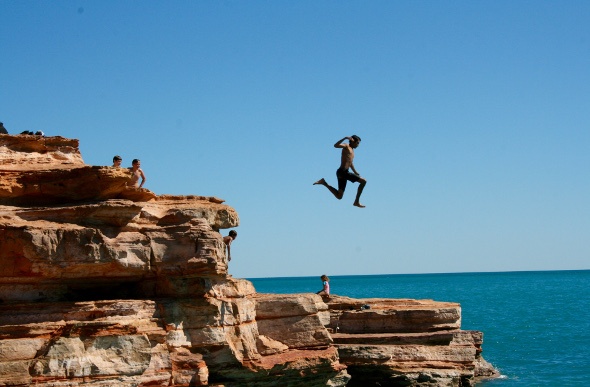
(249, 270, 590, 386)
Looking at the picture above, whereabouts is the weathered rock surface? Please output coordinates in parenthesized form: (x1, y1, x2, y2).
(325, 296, 500, 386)
(0, 134, 158, 205)
(0, 134, 498, 386)
(0, 196, 240, 302)
(0, 135, 83, 168)
(0, 134, 349, 386)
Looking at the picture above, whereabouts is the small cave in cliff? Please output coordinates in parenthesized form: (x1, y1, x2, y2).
(60, 279, 154, 302)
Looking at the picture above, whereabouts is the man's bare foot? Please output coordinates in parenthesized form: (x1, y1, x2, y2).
(353, 202, 366, 208)
(314, 178, 326, 185)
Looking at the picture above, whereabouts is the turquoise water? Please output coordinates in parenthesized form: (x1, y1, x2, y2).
(249, 270, 590, 386)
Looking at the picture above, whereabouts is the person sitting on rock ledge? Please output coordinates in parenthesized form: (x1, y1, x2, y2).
(223, 230, 237, 261)
(112, 155, 122, 167)
(0, 122, 8, 134)
(316, 275, 330, 299)
(129, 159, 146, 188)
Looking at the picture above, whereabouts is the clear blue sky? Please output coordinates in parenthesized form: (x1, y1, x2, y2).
(2, 1, 589, 278)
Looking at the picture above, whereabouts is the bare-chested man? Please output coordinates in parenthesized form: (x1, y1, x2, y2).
(314, 135, 366, 208)
(130, 159, 146, 188)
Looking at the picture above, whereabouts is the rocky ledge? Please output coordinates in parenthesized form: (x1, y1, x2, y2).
(0, 133, 499, 386)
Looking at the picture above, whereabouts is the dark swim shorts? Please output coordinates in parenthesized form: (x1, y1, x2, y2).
(336, 168, 360, 191)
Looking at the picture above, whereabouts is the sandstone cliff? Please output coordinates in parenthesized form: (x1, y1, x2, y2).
(0, 133, 498, 386)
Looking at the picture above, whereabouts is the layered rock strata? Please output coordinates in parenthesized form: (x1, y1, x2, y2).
(325, 296, 499, 386)
(0, 133, 497, 386)
(0, 134, 349, 386)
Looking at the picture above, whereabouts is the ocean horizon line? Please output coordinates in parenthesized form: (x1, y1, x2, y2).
(246, 268, 589, 280)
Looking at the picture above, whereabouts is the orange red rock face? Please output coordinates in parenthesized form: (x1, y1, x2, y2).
(0, 134, 349, 386)
(0, 134, 497, 386)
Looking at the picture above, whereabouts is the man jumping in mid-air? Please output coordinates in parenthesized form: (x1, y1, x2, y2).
(314, 135, 366, 208)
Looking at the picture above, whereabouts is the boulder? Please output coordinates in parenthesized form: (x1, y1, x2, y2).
(326, 296, 501, 386)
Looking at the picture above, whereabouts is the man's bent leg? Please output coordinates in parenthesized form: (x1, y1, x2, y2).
(328, 183, 344, 199)
(314, 178, 344, 199)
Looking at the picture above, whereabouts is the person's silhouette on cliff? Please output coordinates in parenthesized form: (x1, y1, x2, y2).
(314, 135, 367, 208)
(0, 122, 8, 134)
(223, 230, 237, 261)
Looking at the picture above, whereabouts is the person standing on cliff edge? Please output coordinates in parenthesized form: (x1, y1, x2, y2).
(130, 159, 146, 188)
(314, 135, 367, 208)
